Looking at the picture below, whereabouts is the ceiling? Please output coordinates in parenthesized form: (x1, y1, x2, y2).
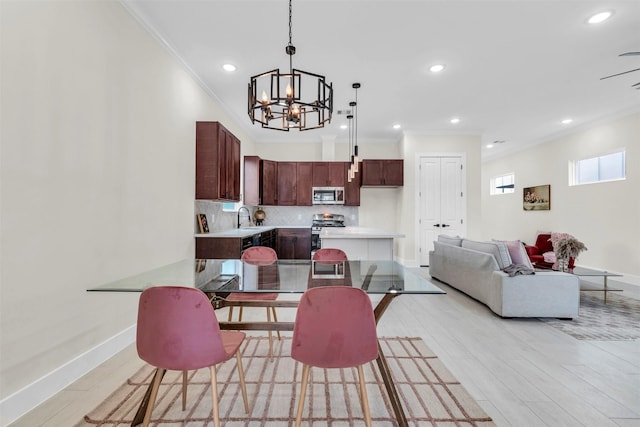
(122, 0, 640, 160)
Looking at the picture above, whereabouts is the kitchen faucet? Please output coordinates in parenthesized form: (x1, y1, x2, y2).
(237, 206, 252, 228)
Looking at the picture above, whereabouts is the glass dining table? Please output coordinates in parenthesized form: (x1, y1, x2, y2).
(89, 258, 445, 427)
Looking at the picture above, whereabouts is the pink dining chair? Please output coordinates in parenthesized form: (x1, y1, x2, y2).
(291, 286, 379, 427)
(136, 286, 249, 427)
(312, 247, 348, 263)
(227, 246, 280, 357)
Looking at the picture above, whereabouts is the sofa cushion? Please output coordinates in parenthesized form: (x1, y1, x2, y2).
(495, 240, 534, 269)
(437, 234, 463, 246)
(462, 239, 512, 269)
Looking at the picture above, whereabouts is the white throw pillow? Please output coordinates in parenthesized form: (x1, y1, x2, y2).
(461, 240, 512, 269)
(437, 235, 463, 246)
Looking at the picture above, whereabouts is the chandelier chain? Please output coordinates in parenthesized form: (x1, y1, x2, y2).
(288, 0, 293, 47)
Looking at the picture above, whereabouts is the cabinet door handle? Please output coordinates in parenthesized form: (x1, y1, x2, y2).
(442, 224, 450, 228)
(434, 224, 441, 227)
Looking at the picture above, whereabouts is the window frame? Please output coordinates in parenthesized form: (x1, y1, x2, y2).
(490, 172, 515, 195)
(569, 148, 626, 186)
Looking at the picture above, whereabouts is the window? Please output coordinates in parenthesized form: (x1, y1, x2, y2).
(490, 173, 515, 195)
(222, 202, 240, 212)
(571, 150, 625, 186)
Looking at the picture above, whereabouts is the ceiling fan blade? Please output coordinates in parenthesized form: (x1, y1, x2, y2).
(600, 67, 640, 80)
(620, 52, 640, 56)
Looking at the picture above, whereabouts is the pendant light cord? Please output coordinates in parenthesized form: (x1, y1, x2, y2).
(288, 0, 294, 74)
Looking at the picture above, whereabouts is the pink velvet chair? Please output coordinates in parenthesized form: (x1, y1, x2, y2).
(227, 246, 280, 357)
(312, 247, 348, 263)
(136, 286, 248, 427)
(291, 286, 378, 427)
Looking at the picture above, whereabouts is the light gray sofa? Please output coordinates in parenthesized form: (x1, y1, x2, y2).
(429, 238, 580, 318)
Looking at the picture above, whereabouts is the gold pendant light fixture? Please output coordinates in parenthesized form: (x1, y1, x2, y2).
(247, 0, 333, 131)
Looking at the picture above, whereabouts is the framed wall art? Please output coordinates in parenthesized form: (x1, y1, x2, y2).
(197, 213, 209, 233)
(523, 185, 550, 211)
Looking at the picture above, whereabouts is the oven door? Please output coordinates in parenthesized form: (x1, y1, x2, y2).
(310, 231, 322, 257)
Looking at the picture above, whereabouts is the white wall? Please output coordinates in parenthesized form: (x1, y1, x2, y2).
(0, 1, 253, 421)
(481, 112, 640, 276)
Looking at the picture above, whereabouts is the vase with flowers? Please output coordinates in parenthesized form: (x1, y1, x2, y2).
(549, 233, 587, 271)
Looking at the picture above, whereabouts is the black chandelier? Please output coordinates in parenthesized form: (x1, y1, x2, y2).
(247, 0, 333, 131)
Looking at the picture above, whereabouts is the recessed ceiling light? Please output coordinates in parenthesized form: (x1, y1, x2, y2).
(561, 118, 573, 124)
(429, 64, 445, 73)
(393, 124, 401, 130)
(588, 10, 613, 24)
(340, 124, 348, 130)
(486, 144, 494, 149)
(222, 63, 237, 72)
(450, 117, 460, 124)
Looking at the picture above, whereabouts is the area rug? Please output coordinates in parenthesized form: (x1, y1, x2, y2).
(541, 292, 640, 340)
(78, 336, 495, 426)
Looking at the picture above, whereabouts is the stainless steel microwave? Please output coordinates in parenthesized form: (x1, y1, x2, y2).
(312, 187, 345, 205)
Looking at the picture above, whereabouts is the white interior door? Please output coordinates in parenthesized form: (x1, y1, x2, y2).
(419, 156, 465, 266)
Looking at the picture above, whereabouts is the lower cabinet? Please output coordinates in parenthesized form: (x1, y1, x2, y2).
(195, 229, 279, 259)
(196, 237, 244, 259)
(277, 228, 312, 260)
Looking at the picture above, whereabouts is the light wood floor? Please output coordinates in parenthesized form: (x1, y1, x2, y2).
(10, 270, 640, 427)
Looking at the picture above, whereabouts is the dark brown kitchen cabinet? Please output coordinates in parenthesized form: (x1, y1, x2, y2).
(312, 162, 345, 187)
(361, 159, 404, 187)
(261, 160, 277, 205)
(196, 121, 241, 201)
(243, 156, 275, 206)
(196, 237, 243, 259)
(277, 228, 311, 259)
(276, 162, 297, 206)
(296, 162, 313, 206)
(344, 161, 361, 206)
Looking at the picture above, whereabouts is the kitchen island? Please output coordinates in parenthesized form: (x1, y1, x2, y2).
(320, 226, 405, 261)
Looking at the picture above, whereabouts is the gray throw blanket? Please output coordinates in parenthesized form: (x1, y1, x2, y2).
(503, 263, 536, 277)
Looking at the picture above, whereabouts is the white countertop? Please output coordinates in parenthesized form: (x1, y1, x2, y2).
(320, 226, 405, 239)
(195, 225, 309, 238)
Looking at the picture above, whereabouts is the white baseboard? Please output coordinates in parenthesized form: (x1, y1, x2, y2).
(0, 325, 136, 427)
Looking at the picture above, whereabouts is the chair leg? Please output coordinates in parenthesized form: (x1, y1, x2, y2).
(142, 367, 165, 427)
(295, 364, 311, 427)
(182, 370, 188, 410)
(209, 366, 220, 427)
(271, 307, 281, 340)
(266, 307, 274, 359)
(227, 306, 234, 322)
(235, 352, 249, 413)
(357, 365, 373, 427)
(238, 306, 244, 321)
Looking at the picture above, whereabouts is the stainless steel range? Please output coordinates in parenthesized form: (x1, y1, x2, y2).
(311, 213, 345, 257)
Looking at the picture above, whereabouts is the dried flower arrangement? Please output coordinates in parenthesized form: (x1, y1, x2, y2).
(549, 233, 587, 270)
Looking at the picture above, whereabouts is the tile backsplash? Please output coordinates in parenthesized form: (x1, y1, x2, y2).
(194, 200, 358, 233)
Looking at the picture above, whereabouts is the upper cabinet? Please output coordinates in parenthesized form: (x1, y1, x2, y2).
(312, 162, 345, 187)
(344, 162, 361, 206)
(196, 121, 241, 201)
(361, 159, 404, 187)
(276, 162, 297, 206)
(296, 162, 313, 206)
(244, 158, 312, 206)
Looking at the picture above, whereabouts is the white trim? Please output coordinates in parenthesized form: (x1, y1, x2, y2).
(0, 325, 136, 427)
